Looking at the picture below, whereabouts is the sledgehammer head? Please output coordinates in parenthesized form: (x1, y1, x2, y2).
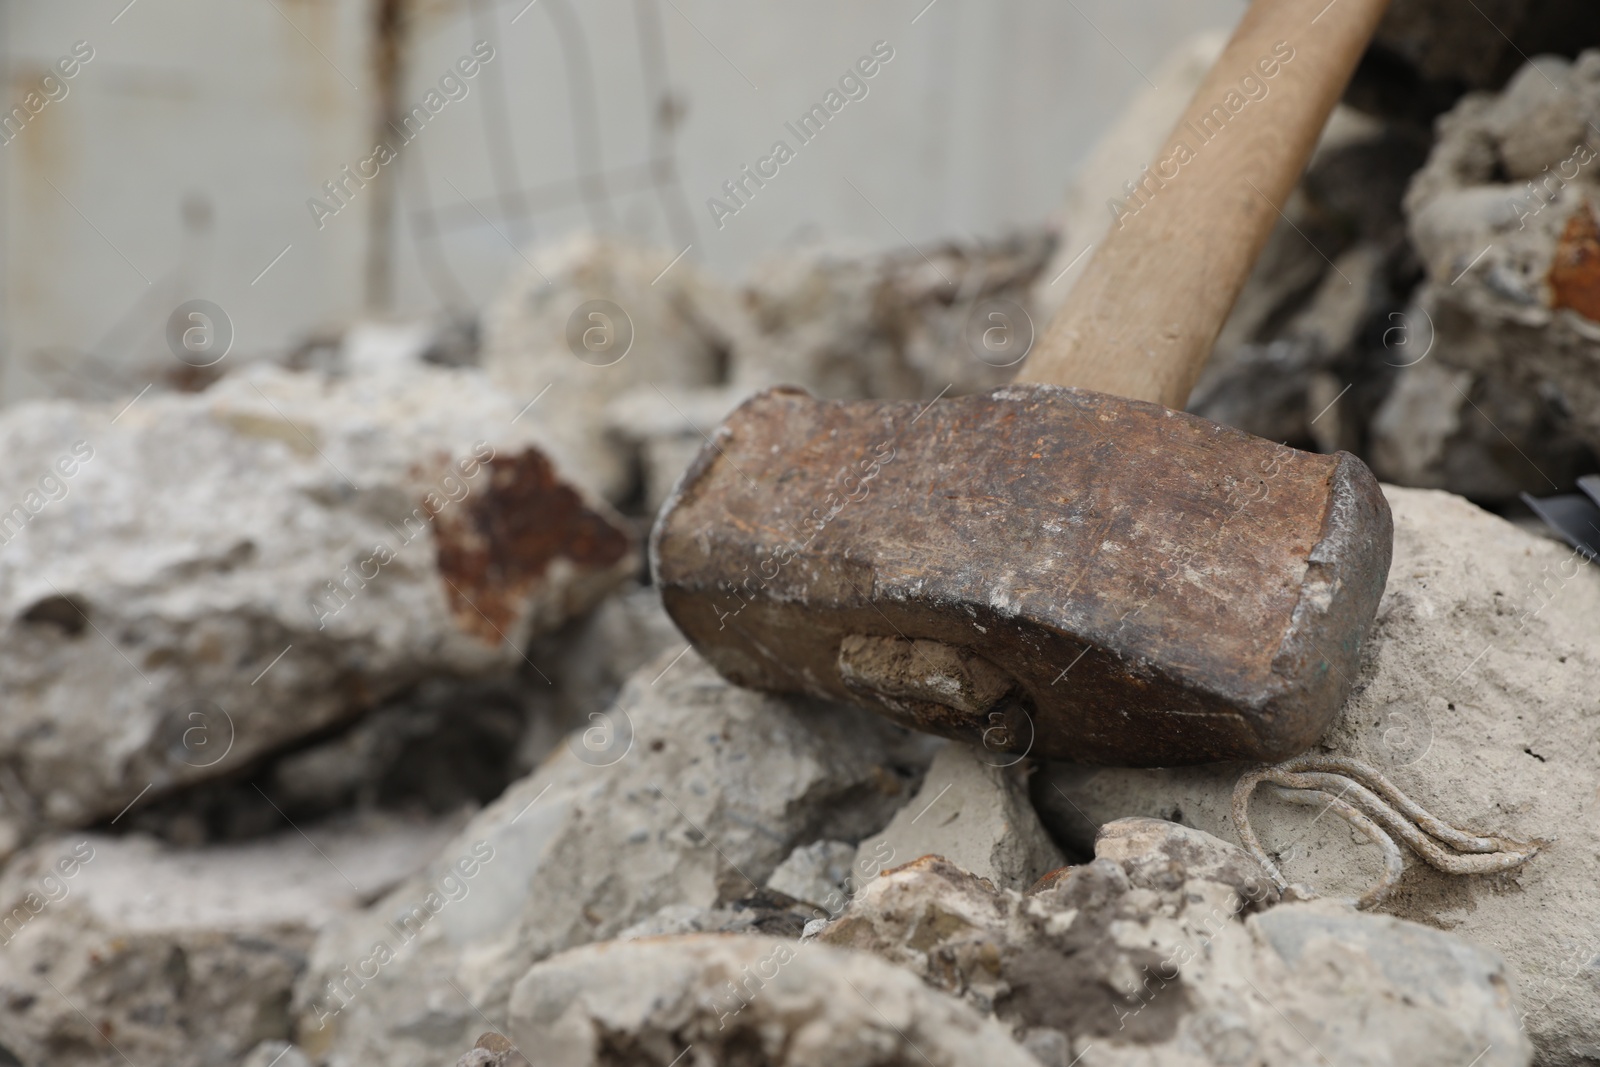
(650, 384, 1392, 766)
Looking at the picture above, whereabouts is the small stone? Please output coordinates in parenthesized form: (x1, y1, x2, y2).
(764, 840, 857, 911)
(1094, 818, 1278, 911)
(853, 741, 1064, 892)
(453, 1031, 529, 1067)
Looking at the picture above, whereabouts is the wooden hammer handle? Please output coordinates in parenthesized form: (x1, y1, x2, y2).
(1018, 0, 1390, 407)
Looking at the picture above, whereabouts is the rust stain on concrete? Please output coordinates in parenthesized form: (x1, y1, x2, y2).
(435, 447, 630, 643)
(1548, 200, 1600, 322)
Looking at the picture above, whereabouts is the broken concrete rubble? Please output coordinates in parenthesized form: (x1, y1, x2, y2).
(735, 231, 1054, 403)
(1398, 51, 1600, 488)
(0, 816, 453, 1067)
(16, 38, 1600, 1063)
(479, 234, 737, 507)
(617, 889, 818, 942)
(291, 648, 932, 1067)
(105, 583, 678, 850)
(763, 839, 857, 910)
(0, 364, 632, 851)
(483, 228, 1056, 524)
(819, 829, 1274, 1040)
(1035, 485, 1600, 1065)
(506, 934, 1040, 1067)
(820, 820, 1530, 1066)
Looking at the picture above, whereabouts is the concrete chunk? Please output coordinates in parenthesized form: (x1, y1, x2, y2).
(0, 365, 632, 847)
(292, 649, 931, 1067)
(506, 934, 1040, 1067)
(854, 741, 1065, 892)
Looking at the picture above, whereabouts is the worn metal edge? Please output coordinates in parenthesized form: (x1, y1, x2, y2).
(1258, 450, 1394, 759)
(648, 385, 812, 592)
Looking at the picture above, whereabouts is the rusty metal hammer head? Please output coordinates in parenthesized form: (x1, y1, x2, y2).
(650, 0, 1396, 765)
(650, 384, 1390, 765)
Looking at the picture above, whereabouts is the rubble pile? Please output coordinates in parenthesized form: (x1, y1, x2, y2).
(291, 650, 931, 1067)
(0, 368, 633, 852)
(1396, 51, 1600, 492)
(1043, 37, 1600, 507)
(1200, 65, 1600, 506)
(819, 825, 1527, 1066)
(3, 20, 1600, 1067)
(480, 230, 1052, 518)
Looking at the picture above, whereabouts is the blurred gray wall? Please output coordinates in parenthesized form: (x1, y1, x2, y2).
(0, 0, 1241, 404)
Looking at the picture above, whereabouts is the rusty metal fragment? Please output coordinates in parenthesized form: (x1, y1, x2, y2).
(651, 384, 1392, 765)
(1548, 200, 1600, 322)
(435, 447, 633, 643)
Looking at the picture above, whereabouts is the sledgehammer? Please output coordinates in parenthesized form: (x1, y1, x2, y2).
(650, 0, 1394, 765)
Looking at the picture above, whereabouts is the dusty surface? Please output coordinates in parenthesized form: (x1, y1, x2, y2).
(1035, 485, 1600, 1064)
(821, 822, 1530, 1066)
(1400, 52, 1600, 477)
(507, 933, 1040, 1067)
(0, 364, 631, 850)
(853, 742, 1063, 891)
(763, 839, 857, 909)
(479, 234, 738, 506)
(732, 233, 1052, 403)
(292, 648, 933, 1067)
(0, 815, 457, 1067)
